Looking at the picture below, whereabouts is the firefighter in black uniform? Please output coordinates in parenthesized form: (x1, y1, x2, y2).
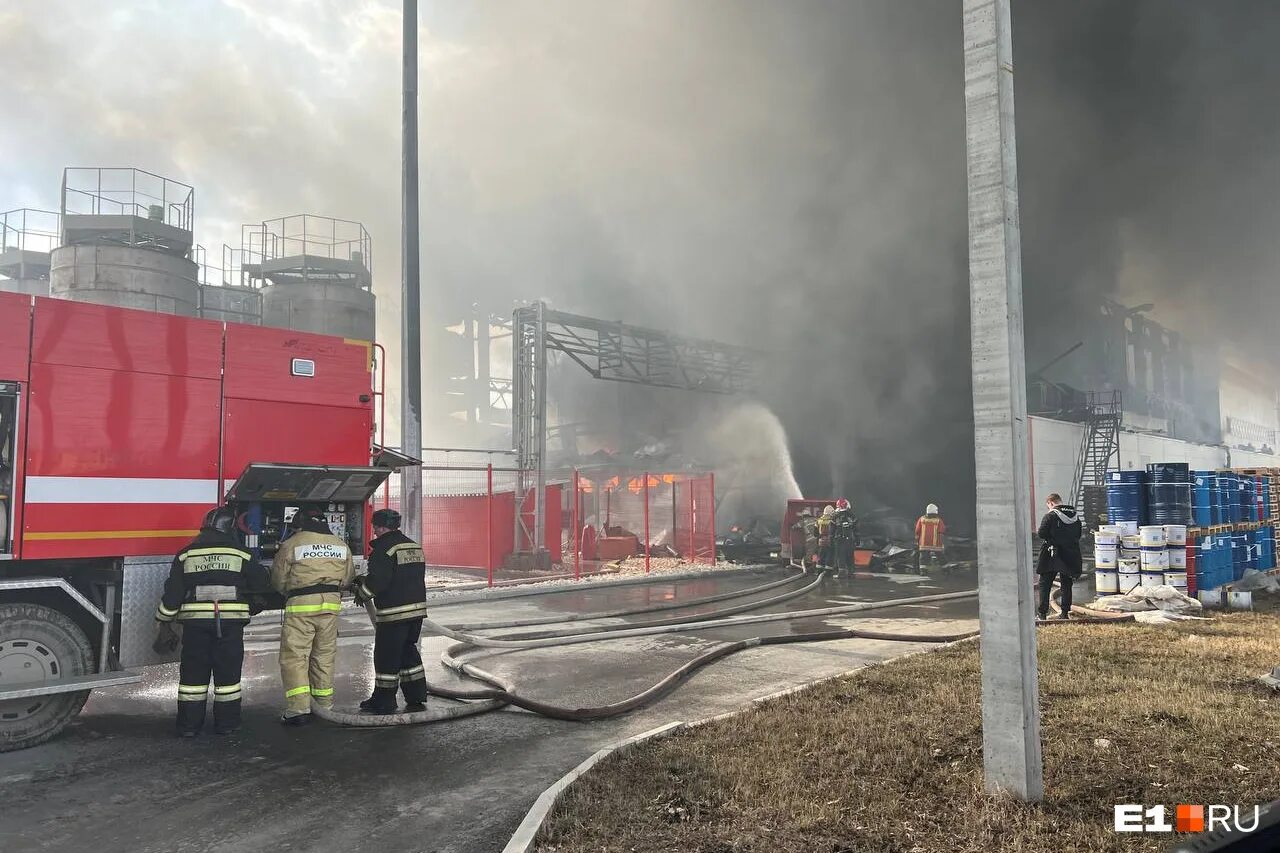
(353, 508, 430, 714)
(830, 498, 859, 576)
(155, 506, 270, 737)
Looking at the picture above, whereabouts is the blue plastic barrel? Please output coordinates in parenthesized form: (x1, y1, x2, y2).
(1194, 535, 1210, 591)
(1146, 463, 1192, 525)
(1193, 471, 1215, 527)
(1107, 470, 1147, 525)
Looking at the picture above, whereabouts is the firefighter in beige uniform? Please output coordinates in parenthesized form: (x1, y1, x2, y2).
(270, 508, 354, 725)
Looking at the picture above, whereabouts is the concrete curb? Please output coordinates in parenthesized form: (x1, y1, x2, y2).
(501, 633, 980, 853)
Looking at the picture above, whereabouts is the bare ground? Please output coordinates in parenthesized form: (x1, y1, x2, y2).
(538, 607, 1280, 853)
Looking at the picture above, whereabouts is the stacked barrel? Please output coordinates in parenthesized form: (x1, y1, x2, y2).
(1095, 464, 1277, 598)
(1095, 522, 1187, 594)
(1186, 468, 1278, 595)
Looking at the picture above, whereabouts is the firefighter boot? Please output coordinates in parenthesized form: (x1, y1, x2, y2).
(360, 682, 399, 714)
(213, 692, 242, 734)
(176, 688, 208, 737)
(399, 665, 428, 707)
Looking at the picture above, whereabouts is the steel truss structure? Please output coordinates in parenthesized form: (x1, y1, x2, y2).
(512, 302, 755, 554)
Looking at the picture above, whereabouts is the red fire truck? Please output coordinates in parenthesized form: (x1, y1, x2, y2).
(0, 291, 394, 751)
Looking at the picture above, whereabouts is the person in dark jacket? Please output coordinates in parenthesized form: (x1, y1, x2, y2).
(1036, 493, 1082, 620)
(155, 506, 270, 737)
(353, 508, 429, 714)
(830, 498, 859, 576)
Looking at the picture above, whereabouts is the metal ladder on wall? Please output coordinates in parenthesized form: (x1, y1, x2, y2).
(1071, 390, 1122, 514)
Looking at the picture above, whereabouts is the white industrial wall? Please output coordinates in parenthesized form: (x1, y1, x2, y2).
(1029, 415, 1279, 511)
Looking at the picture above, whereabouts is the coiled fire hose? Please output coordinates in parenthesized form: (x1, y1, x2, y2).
(314, 579, 980, 727)
(314, 572, 822, 726)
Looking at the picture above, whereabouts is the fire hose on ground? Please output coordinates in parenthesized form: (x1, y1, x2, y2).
(447, 566, 813, 632)
(1038, 572, 1137, 623)
(313, 577, 981, 727)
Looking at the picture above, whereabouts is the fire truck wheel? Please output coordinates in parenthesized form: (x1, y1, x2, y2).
(0, 602, 94, 753)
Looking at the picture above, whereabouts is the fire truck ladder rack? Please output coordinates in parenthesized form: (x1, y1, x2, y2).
(1071, 389, 1122, 514)
(511, 302, 757, 558)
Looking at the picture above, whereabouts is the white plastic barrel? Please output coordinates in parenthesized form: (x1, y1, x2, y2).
(1167, 547, 1187, 569)
(1140, 525, 1168, 548)
(1118, 560, 1141, 592)
(1163, 524, 1187, 547)
(1140, 548, 1170, 569)
(1095, 569, 1120, 595)
(1121, 535, 1142, 551)
(1095, 528, 1120, 546)
(1141, 570, 1165, 587)
(1164, 570, 1188, 590)
(1094, 545, 1119, 568)
(1117, 521, 1139, 537)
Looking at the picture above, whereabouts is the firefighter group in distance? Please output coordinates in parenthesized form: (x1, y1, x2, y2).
(154, 506, 426, 736)
(791, 500, 947, 575)
(792, 498, 860, 574)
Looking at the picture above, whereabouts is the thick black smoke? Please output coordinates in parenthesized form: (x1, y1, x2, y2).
(432, 0, 1280, 534)
(1018, 0, 1280, 366)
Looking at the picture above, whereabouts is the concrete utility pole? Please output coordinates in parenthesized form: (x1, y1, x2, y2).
(962, 0, 1044, 800)
(400, 0, 423, 541)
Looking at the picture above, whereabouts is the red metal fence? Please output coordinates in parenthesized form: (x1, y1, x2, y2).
(377, 466, 714, 585)
(378, 466, 563, 585)
(566, 471, 716, 578)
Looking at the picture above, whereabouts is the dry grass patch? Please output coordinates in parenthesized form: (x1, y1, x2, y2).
(538, 611, 1280, 853)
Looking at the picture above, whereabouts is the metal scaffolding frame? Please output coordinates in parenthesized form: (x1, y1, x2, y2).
(511, 301, 756, 555)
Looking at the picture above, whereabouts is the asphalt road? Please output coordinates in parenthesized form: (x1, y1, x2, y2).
(0, 568, 979, 853)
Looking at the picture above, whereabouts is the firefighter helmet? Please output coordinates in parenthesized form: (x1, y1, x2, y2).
(926, 503, 939, 515)
(835, 498, 850, 510)
(294, 507, 331, 534)
(822, 505, 835, 517)
(371, 508, 402, 530)
(201, 506, 236, 535)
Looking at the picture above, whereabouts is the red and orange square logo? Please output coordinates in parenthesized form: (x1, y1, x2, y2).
(1176, 804, 1205, 833)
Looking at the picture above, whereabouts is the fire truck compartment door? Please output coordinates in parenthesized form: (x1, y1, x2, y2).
(371, 443, 423, 470)
(224, 464, 393, 504)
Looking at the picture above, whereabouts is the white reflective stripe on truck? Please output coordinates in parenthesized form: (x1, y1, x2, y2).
(23, 477, 220, 504)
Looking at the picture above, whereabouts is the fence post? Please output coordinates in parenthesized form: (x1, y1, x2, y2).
(572, 470, 581, 580)
(707, 472, 715, 565)
(643, 472, 651, 574)
(606, 487, 612, 529)
(486, 464, 494, 587)
(687, 478, 695, 564)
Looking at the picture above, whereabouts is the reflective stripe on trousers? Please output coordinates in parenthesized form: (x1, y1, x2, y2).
(177, 684, 209, 702)
(213, 682, 242, 702)
(284, 602, 342, 614)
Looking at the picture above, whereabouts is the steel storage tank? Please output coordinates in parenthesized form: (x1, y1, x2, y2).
(251, 215, 375, 341)
(50, 168, 199, 316)
(0, 208, 58, 297)
(50, 244, 199, 315)
(260, 278, 374, 339)
(0, 276, 49, 297)
(199, 284, 262, 325)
